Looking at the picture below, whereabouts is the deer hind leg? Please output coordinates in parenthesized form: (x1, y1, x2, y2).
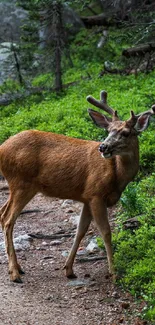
(89, 197, 114, 276)
(1, 186, 36, 283)
(64, 203, 92, 278)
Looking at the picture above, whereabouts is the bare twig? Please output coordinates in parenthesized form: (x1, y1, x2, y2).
(77, 255, 106, 263)
(20, 209, 41, 215)
(28, 231, 75, 240)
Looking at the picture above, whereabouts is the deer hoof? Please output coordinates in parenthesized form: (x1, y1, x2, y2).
(19, 268, 25, 275)
(16, 263, 25, 275)
(67, 273, 77, 279)
(105, 272, 117, 282)
(63, 265, 77, 279)
(9, 270, 23, 283)
(12, 277, 23, 284)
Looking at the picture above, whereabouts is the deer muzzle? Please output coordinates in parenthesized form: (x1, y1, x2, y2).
(99, 143, 112, 158)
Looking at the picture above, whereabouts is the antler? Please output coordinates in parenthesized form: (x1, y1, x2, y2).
(136, 104, 155, 117)
(86, 90, 116, 117)
(127, 104, 155, 127)
(127, 110, 138, 127)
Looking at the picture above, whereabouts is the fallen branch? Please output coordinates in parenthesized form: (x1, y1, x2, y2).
(122, 43, 155, 57)
(77, 255, 106, 263)
(81, 13, 119, 28)
(20, 209, 41, 215)
(43, 209, 54, 216)
(99, 66, 137, 77)
(123, 217, 140, 230)
(28, 231, 75, 240)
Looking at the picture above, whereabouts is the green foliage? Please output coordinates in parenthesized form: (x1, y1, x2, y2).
(70, 27, 129, 68)
(32, 73, 54, 87)
(118, 174, 155, 220)
(112, 174, 155, 320)
(139, 127, 155, 174)
(97, 174, 155, 320)
(1, 69, 155, 144)
(0, 80, 21, 95)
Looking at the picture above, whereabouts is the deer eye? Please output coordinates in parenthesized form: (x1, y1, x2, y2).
(121, 130, 130, 137)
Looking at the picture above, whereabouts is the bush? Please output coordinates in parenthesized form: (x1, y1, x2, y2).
(113, 174, 155, 320)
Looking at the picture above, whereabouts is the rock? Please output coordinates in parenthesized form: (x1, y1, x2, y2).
(63, 4, 84, 34)
(0, 2, 28, 42)
(97, 30, 108, 48)
(69, 215, 80, 225)
(111, 291, 120, 299)
(66, 279, 90, 287)
(14, 234, 33, 251)
(61, 200, 73, 208)
(61, 250, 69, 257)
(50, 240, 62, 246)
(86, 237, 100, 253)
(42, 241, 48, 246)
(0, 42, 18, 84)
(0, 233, 33, 252)
(77, 248, 87, 256)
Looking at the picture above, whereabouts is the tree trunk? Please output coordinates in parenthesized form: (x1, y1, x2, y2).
(44, 1, 64, 92)
(53, 1, 63, 92)
(13, 49, 24, 86)
(54, 45, 62, 92)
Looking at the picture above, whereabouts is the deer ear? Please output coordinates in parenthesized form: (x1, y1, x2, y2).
(135, 114, 151, 132)
(88, 109, 111, 129)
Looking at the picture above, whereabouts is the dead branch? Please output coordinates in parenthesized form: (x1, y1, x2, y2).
(122, 43, 155, 57)
(81, 13, 119, 28)
(20, 209, 41, 215)
(28, 231, 75, 240)
(77, 255, 106, 263)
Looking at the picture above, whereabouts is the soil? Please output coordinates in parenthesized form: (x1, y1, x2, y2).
(0, 180, 150, 325)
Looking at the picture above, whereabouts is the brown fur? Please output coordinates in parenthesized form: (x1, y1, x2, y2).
(0, 96, 154, 283)
(0, 128, 139, 283)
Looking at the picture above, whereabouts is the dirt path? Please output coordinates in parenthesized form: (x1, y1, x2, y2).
(0, 180, 148, 325)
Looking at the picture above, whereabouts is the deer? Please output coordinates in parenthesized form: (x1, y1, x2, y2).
(0, 90, 154, 283)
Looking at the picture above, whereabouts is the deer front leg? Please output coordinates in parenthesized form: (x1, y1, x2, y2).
(1, 197, 25, 282)
(3, 218, 23, 283)
(89, 197, 114, 276)
(1, 186, 36, 283)
(64, 203, 92, 278)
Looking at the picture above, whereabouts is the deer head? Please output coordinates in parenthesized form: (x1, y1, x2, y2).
(87, 91, 155, 158)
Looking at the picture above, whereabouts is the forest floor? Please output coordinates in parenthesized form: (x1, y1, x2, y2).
(0, 179, 149, 325)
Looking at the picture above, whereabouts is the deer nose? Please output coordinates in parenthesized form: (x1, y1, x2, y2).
(99, 143, 108, 153)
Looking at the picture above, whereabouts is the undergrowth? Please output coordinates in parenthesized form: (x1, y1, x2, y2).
(98, 173, 155, 321)
(114, 173, 155, 321)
